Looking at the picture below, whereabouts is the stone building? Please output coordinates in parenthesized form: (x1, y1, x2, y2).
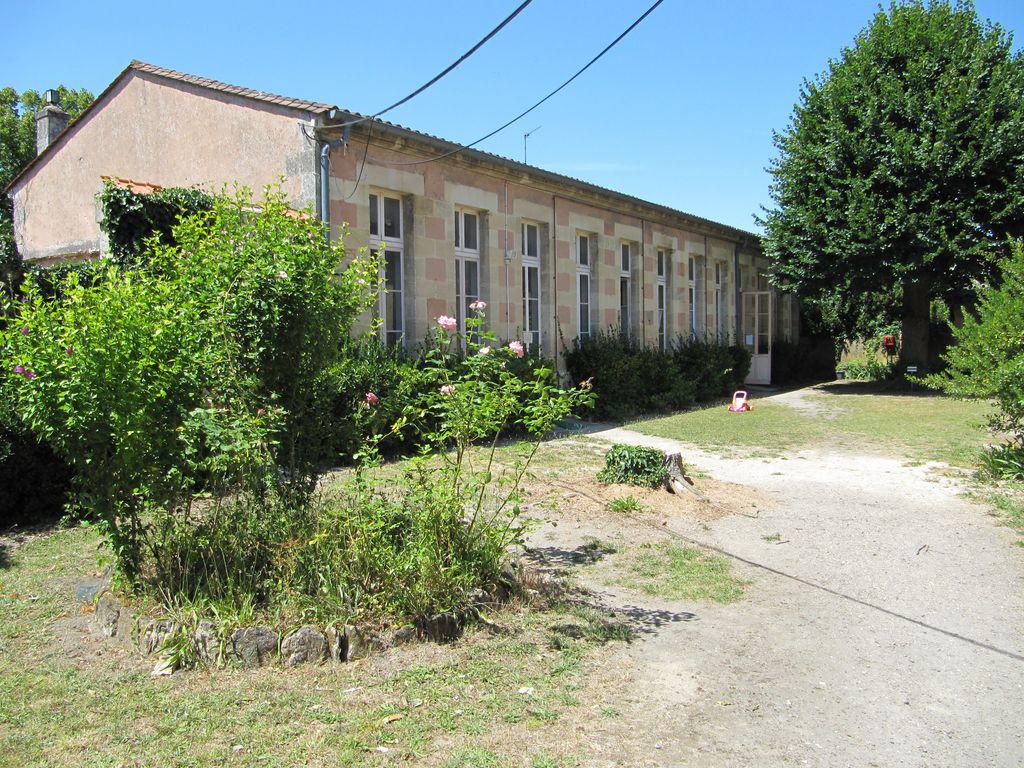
(6, 61, 796, 383)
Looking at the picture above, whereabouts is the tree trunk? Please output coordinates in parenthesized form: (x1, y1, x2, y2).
(900, 278, 930, 373)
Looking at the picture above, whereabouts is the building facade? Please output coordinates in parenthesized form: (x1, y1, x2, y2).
(6, 61, 796, 383)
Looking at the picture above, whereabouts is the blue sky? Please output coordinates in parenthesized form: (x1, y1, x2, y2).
(6, 0, 1024, 234)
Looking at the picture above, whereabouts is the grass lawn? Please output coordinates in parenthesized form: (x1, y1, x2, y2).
(602, 541, 746, 603)
(0, 525, 626, 768)
(632, 383, 997, 467)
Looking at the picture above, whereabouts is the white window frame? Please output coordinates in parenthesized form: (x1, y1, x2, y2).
(688, 255, 698, 339)
(619, 242, 632, 340)
(454, 208, 481, 338)
(370, 192, 404, 347)
(714, 262, 725, 342)
(576, 233, 592, 341)
(522, 222, 541, 352)
(657, 249, 668, 350)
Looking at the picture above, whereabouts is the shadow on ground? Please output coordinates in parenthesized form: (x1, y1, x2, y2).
(814, 381, 943, 398)
(0, 543, 10, 569)
(618, 603, 698, 635)
(529, 544, 699, 641)
(528, 544, 614, 571)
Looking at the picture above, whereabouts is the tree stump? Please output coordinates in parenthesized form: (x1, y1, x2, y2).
(664, 452, 707, 501)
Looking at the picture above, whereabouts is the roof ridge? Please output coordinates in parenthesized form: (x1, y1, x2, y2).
(128, 59, 336, 114)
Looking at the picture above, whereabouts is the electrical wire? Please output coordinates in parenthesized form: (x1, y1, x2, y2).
(332, 0, 534, 129)
(344, 123, 373, 201)
(366, 0, 666, 167)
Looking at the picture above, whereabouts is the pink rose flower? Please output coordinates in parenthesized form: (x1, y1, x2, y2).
(508, 340, 525, 358)
(469, 300, 487, 311)
(440, 384, 456, 396)
(365, 391, 379, 406)
(437, 315, 457, 333)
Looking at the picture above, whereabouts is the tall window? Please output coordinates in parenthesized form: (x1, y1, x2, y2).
(455, 209, 480, 338)
(714, 262, 726, 342)
(522, 222, 541, 352)
(619, 242, 631, 340)
(577, 233, 592, 340)
(370, 192, 404, 347)
(657, 249, 668, 350)
(688, 255, 699, 338)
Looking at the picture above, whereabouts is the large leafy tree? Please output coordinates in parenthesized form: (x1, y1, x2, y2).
(761, 0, 1024, 370)
(1, 85, 94, 276)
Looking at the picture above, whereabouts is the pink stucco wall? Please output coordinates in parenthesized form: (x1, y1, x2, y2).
(11, 71, 316, 262)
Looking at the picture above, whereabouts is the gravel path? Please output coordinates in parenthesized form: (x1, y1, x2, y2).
(533, 408, 1024, 766)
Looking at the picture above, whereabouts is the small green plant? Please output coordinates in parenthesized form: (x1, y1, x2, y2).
(761, 532, 783, 543)
(836, 357, 895, 381)
(979, 441, 1024, 481)
(597, 444, 667, 488)
(607, 495, 646, 514)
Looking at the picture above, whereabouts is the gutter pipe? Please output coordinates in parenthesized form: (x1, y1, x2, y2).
(318, 126, 350, 239)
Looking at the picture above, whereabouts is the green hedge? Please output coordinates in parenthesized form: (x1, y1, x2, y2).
(326, 336, 563, 462)
(563, 330, 750, 420)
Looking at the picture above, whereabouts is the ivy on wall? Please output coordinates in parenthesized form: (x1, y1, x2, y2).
(98, 181, 214, 268)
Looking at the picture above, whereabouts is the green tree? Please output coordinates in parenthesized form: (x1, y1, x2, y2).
(760, 0, 1024, 370)
(1, 85, 94, 278)
(925, 239, 1024, 440)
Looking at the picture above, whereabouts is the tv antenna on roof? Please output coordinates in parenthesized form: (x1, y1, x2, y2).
(523, 125, 542, 164)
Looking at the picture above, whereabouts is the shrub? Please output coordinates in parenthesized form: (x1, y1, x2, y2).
(672, 338, 747, 401)
(325, 334, 567, 464)
(597, 444, 667, 488)
(2, 186, 380, 589)
(926, 240, 1024, 441)
(564, 330, 746, 420)
(281, 305, 594, 623)
(836, 357, 896, 381)
(979, 440, 1024, 482)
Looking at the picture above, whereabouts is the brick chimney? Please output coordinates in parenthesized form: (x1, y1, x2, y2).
(35, 89, 69, 154)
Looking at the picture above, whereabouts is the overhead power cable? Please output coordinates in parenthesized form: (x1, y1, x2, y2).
(368, 0, 666, 167)
(335, 0, 534, 129)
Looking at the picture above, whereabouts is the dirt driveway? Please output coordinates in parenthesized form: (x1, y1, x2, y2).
(527, 395, 1024, 767)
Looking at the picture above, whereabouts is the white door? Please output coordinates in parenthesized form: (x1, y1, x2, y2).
(742, 291, 772, 385)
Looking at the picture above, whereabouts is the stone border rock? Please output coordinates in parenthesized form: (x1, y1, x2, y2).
(71, 560, 558, 673)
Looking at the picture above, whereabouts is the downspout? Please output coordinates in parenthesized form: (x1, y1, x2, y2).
(318, 127, 350, 239)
